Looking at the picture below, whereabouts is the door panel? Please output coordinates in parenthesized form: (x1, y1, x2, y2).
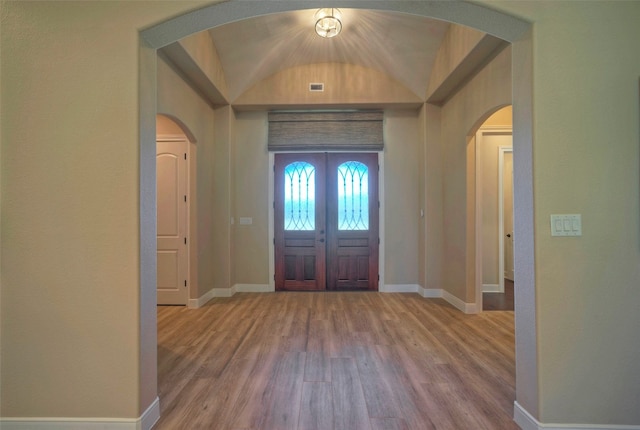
(275, 153, 378, 291)
(327, 153, 378, 291)
(157, 140, 188, 305)
(275, 153, 326, 291)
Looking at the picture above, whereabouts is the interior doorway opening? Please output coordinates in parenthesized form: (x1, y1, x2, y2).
(156, 114, 198, 306)
(141, 1, 536, 423)
(470, 106, 514, 311)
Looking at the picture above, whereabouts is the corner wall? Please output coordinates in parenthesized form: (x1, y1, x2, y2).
(440, 46, 512, 303)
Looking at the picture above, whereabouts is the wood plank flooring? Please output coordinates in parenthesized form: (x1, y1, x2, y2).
(483, 280, 515, 311)
(155, 293, 517, 430)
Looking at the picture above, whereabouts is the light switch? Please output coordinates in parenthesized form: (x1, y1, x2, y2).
(550, 214, 581, 236)
(239, 217, 253, 225)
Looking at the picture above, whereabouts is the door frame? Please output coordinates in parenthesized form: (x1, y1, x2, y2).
(498, 145, 514, 293)
(269, 151, 385, 291)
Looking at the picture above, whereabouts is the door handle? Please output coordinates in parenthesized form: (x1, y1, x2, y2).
(318, 238, 325, 243)
(506, 233, 512, 238)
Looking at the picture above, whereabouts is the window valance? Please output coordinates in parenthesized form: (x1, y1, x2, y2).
(267, 111, 384, 152)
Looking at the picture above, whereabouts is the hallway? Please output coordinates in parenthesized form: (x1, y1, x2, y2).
(156, 292, 517, 429)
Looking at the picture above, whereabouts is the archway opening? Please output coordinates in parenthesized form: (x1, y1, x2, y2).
(139, 1, 537, 424)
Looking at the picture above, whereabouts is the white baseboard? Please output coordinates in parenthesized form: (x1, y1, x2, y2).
(419, 287, 443, 298)
(140, 398, 160, 430)
(381, 284, 420, 293)
(483, 283, 501, 293)
(189, 284, 477, 314)
(514, 402, 640, 430)
(188, 284, 274, 308)
(234, 283, 273, 293)
(381, 285, 477, 314)
(442, 289, 479, 314)
(1, 397, 160, 430)
(188, 287, 234, 308)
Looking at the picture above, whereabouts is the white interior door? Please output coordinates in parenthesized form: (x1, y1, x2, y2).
(157, 139, 188, 305)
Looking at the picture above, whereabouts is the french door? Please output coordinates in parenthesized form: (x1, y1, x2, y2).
(275, 153, 379, 291)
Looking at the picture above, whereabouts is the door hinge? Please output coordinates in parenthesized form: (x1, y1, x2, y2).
(184, 195, 187, 202)
(184, 237, 187, 245)
(184, 153, 187, 160)
(184, 280, 187, 287)
(378, 274, 380, 281)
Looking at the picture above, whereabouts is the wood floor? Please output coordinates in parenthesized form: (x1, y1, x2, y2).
(483, 280, 515, 311)
(156, 293, 517, 430)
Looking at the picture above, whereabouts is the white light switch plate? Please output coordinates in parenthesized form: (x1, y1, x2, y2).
(239, 217, 253, 225)
(550, 214, 581, 236)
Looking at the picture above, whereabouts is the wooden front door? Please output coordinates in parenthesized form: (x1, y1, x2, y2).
(275, 153, 378, 291)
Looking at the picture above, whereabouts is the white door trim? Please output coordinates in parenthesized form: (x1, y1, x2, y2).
(498, 145, 513, 293)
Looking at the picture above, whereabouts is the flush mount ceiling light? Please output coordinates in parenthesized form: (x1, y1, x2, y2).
(315, 8, 342, 38)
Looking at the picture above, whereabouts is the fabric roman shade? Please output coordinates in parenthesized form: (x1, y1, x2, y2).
(267, 111, 384, 152)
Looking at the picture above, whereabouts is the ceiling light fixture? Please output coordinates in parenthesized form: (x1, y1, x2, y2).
(315, 8, 342, 38)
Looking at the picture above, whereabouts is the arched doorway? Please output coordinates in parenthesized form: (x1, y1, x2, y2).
(470, 106, 514, 311)
(139, 1, 537, 424)
(156, 115, 197, 306)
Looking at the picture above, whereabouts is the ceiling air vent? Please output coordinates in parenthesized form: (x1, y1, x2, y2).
(309, 83, 324, 92)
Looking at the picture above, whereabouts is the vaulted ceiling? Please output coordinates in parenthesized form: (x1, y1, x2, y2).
(207, 9, 450, 101)
(161, 7, 507, 108)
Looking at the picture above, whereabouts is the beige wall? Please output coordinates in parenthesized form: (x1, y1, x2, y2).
(212, 106, 235, 291)
(235, 63, 422, 108)
(440, 46, 512, 302)
(383, 110, 422, 285)
(0, 0, 212, 418)
(422, 104, 443, 291)
(231, 110, 424, 287)
(494, 1, 640, 423)
(1, 1, 639, 427)
(157, 55, 218, 299)
(234, 111, 270, 285)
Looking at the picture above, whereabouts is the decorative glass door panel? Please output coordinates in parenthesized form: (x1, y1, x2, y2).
(275, 153, 378, 291)
(327, 153, 378, 290)
(275, 154, 326, 291)
(337, 161, 369, 230)
(284, 161, 316, 231)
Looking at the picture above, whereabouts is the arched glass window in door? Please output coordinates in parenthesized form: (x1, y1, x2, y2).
(337, 161, 369, 230)
(284, 161, 315, 230)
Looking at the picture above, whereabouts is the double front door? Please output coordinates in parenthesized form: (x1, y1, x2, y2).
(275, 153, 379, 291)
